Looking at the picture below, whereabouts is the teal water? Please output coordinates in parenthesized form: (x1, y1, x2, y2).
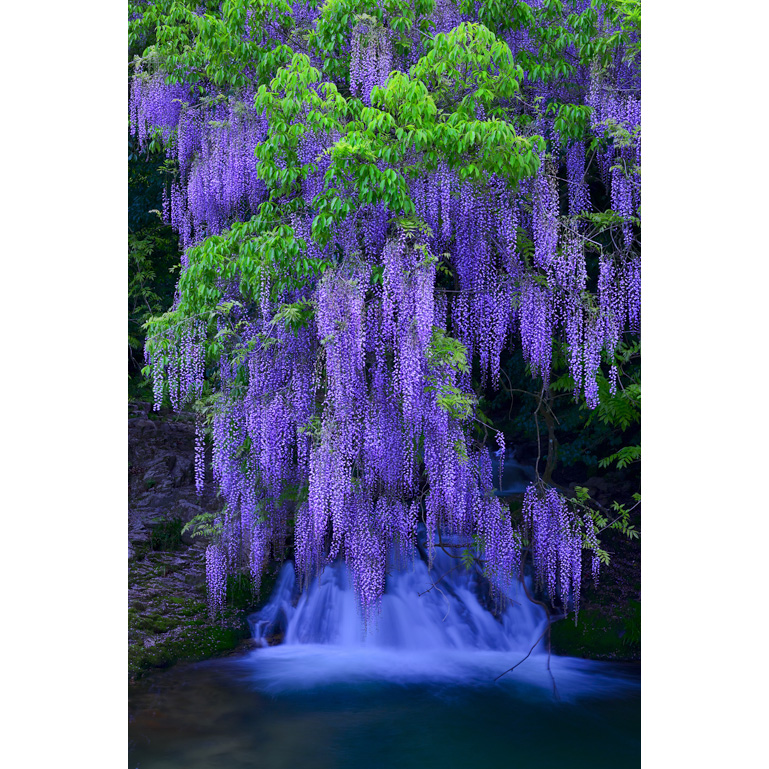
(128, 654, 640, 768)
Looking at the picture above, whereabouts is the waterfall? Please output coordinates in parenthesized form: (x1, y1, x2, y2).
(242, 537, 571, 694)
(491, 449, 537, 496)
(237, 458, 636, 699)
(251, 451, 538, 651)
(251, 548, 546, 651)
(250, 453, 541, 656)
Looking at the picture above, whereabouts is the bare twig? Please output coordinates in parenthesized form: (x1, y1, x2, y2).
(545, 619, 561, 700)
(494, 623, 549, 681)
(418, 563, 459, 596)
(494, 548, 561, 698)
(533, 383, 545, 479)
(429, 575, 451, 621)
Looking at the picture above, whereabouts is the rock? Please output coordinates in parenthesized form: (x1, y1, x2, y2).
(142, 453, 190, 488)
(584, 476, 611, 498)
(128, 522, 150, 543)
(175, 500, 209, 545)
(130, 401, 253, 680)
(175, 458, 194, 484)
(134, 492, 177, 509)
(175, 499, 206, 522)
(142, 458, 169, 484)
(145, 516, 170, 530)
(184, 572, 206, 586)
(129, 418, 159, 436)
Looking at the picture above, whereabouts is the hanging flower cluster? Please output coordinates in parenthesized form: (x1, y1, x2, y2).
(131, 71, 269, 254)
(144, 319, 206, 412)
(129, 62, 192, 150)
(205, 543, 228, 618)
(350, 16, 395, 104)
(522, 484, 599, 621)
(170, 95, 269, 255)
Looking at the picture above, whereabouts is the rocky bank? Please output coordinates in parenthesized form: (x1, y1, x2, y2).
(128, 401, 262, 681)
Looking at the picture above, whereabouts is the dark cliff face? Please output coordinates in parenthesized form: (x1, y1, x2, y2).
(129, 400, 215, 536)
(129, 399, 236, 549)
(128, 401, 254, 681)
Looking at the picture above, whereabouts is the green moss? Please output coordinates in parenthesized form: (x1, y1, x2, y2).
(225, 568, 279, 611)
(149, 518, 185, 552)
(130, 611, 177, 635)
(550, 601, 641, 660)
(128, 610, 252, 679)
(130, 542, 151, 562)
(128, 587, 259, 681)
(129, 561, 286, 681)
(226, 573, 257, 610)
(179, 602, 206, 617)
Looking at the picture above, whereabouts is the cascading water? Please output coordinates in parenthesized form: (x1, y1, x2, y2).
(490, 449, 537, 496)
(237, 455, 628, 698)
(241, 527, 634, 702)
(248, 450, 540, 657)
(251, 550, 545, 652)
(252, 450, 538, 654)
(244, 547, 556, 694)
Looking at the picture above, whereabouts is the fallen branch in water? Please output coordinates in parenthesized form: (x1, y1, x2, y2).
(493, 550, 562, 699)
(418, 563, 459, 597)
(494, 623, 550, 681)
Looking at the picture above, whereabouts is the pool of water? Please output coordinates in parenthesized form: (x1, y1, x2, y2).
(128, 652, 640, 769)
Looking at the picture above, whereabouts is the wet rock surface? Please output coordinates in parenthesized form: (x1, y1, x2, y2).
(128, 401, 254, 682)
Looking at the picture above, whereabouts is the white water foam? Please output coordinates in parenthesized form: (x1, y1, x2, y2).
(244, 547, 638, 700)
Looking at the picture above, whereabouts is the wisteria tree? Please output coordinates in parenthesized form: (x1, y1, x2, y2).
(130, 0, 641, 626)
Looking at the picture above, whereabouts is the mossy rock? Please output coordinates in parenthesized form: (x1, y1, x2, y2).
(550, 600, 640, 660)
(128, 572, 282, 681)
(148, 518, 185, 552)
(225, 568, 280, 611)
(128, 614, 251, 679)
(131, 613, 177, 634)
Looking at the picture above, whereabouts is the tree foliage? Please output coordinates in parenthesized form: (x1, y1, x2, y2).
(129, 0, 641, 622)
